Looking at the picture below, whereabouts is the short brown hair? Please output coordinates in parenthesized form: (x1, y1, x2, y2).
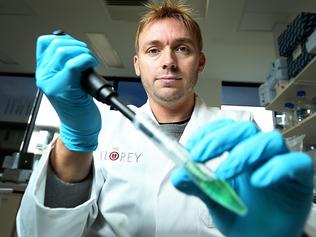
(135, 0, 203, 52)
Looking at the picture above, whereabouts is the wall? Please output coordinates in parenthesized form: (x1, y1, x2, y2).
(195, 72, 222, 107)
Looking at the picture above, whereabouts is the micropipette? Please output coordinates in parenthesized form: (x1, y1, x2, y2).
(80, 68, 248, 216)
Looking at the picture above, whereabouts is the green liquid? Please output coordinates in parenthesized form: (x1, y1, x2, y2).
(185, 160, 247, 216)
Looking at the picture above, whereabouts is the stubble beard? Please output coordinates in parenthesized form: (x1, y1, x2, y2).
(141, 73, 198, 105)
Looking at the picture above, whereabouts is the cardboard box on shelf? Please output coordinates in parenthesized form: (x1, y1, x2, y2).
(274, 80, 289, 96)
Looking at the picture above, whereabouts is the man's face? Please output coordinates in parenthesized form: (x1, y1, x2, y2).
(134, 18, 205, 106)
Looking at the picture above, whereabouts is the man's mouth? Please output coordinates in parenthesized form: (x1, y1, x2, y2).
(157, 76, 181, 81)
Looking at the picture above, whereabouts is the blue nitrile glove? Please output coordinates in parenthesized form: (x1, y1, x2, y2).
(171, 119, 314, 237)
(36, 34, 101, 151)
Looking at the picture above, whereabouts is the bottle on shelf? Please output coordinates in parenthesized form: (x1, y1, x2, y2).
(295, 90, 312, 123)
(283, 102, 296, 130)
(274, 111, 285, 131)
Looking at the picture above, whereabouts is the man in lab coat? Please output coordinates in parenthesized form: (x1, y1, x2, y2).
(17, 0, 314, 236)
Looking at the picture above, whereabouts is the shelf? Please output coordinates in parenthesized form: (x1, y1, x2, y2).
(282, 112, 316, 144)
(266, 56, 316, 112)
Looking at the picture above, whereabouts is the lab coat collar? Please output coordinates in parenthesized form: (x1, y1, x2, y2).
(136, 94, 213, 145)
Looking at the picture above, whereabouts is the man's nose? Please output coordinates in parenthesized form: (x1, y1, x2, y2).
(162, 49, 177, 70)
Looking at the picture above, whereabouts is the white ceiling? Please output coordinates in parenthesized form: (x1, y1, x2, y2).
(0, 0, 315, 83)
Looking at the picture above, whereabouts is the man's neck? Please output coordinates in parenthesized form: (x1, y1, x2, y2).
(149, 94, 195, 123)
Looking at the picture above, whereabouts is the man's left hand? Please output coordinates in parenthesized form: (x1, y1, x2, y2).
(171, 119, 314, 237)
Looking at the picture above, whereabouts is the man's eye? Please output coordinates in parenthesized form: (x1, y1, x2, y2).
(176, 46, 190, 54)
(147, 48, 159, 55)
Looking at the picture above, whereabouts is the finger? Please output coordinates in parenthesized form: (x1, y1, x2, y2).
(36, 34, 76, 60)
(36, 35, 87, 67)
(171, 167, 216, 207)
(171, 167, 195, 194)
(251, 152, 314, 189)
(189, 121, 259, 163)
(65, 52, 98, 72)
(216, 130, 288, 179)
(185, 119, 235, 150)
(36, 35, 58, 60)
(37, 53, 97, 96)
(42, 46, 93, 74)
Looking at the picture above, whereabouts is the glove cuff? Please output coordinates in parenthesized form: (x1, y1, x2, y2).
(60, 123, 100, 152)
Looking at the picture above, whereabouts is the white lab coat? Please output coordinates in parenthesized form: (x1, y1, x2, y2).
(16, 95, 252, 237)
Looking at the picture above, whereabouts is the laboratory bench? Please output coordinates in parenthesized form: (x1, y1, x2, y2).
(0, 179, 26, 237)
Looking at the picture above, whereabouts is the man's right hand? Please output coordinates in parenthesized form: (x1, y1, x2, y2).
(36, 34, 101, 152)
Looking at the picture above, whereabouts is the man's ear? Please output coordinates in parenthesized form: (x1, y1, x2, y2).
(133, 55, 140, 76)
(198, 52, 206, 72)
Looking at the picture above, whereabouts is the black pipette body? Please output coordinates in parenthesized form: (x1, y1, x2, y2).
(80, 68, 136, 121)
